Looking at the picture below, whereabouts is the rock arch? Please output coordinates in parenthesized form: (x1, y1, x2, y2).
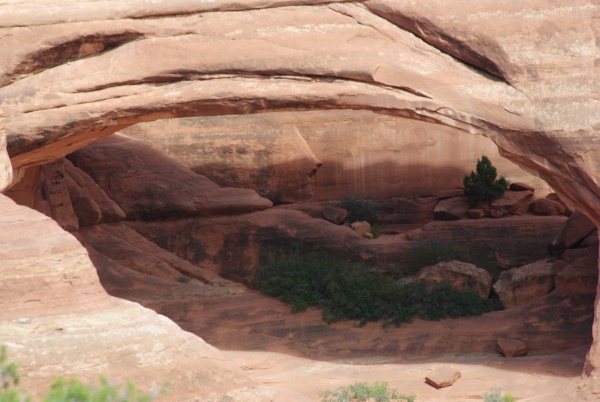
(1, 0, 599, 396)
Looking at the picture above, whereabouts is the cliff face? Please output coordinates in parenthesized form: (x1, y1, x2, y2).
(0, 0, 599, 398)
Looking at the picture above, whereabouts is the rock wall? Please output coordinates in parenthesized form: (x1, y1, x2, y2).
(122, 110, 552, 202)
(0, 0, 599, 397)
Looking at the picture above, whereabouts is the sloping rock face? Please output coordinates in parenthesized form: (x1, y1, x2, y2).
(0, 0, 599, 397)
(0, 195, 279, 401)
(67, 134, 272, 218)
(121, 111, 551, 201)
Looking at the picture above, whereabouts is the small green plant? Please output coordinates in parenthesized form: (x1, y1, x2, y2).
(1, 345, 24, 402)
(0, 346, 167, 402)
(340, 194, 380, 223)
(320, 381, 415, 402)
(370, 224, 381, 239)
(482, 386, 517, 402)
(463, 155, 508, 202)
(255, 244, 501, 326)
(176, 276, 191, 284)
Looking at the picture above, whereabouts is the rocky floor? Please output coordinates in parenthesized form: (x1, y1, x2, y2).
(71, 212, 598, 402)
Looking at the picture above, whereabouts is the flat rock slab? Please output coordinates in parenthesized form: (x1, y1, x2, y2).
(425, 367, 461, 389)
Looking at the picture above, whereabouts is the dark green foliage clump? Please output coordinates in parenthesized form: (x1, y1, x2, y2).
(320, 381, 416, 402)
(463, 155, 508, 202)
(255, 244, 501, 326)
(340, 194, 380, 223)
(402, 238, 505, 280)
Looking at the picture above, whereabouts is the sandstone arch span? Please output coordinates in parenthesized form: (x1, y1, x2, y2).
(1, 0, 599, 399)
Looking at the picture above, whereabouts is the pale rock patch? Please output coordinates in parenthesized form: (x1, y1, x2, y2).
(425, 367, 461, 389)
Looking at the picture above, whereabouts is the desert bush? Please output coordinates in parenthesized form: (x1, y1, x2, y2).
(176, 276, 191, 284)
(463, 155, 508, 202)
(255, 244, 501, 326)
(0, 346, 167, 402)
(482, 386, 517, 402)
(319, 381, 415, 402)
(340, 194, 380, 223)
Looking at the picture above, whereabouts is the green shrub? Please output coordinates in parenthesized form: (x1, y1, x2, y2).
(43, 377, 166, 402)
(463, 155, 508, 202)
(340, 194, 380, 223)
(0, 345, 23, 402)
(0, 346, 167, 402)
(482, 386, 517, 402)
(176, 276, 191, 284)
(255, 244, 501, 326)
(320, 381, 415, 402)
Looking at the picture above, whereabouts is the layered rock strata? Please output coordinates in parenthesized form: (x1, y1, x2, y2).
(0, 0, 599, 398)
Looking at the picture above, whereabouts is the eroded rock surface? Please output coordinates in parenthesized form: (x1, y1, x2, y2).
(0, 195, 278, 401)
(1, 0, 599, 398)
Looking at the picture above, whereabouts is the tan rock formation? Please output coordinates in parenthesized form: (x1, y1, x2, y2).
(1, 0, 599, 396)
(0, 195, 278, 401)
(425, 367, 461, 389)
(121, 111, 550, 201)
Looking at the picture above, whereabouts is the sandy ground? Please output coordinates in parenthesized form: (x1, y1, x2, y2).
(225, 346, 589, 401)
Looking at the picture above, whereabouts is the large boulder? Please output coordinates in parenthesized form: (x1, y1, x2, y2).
(493, 260, 558, 309)
(555, 251, 599, 295)
(408, 260, 492, 299)
(433, 197, 471, 221)
(549, 211, 597, 256)
(530, 198, 566, 216)
(489, 190, 533, 218)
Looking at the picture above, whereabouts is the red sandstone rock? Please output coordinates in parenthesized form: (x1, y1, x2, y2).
(41, 160, 79, 231)
(433, 197, 470, 220)
(123, 113, 548, 200)
(0, 0, 599, 395)
(321, 206, 349, 224)
(496, 337, 528, 357)
(530, 198, 566, 216)
(489, 190, 533, 218)
(65, 173, 102, 226)
(402, 216, 566, 268)
(555, 251, 599, 295)
(436, 189, 466, 199)
(510, 182, 534, 192)
(0, 195, 276, 401)
(550, 211, 597, 256)
(64, 159, 126, 223)
(493, 260, 557, 309)
(407, 260, 492, 299)
(466, 209, 485, 219)
(68, 134, 272, 219)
